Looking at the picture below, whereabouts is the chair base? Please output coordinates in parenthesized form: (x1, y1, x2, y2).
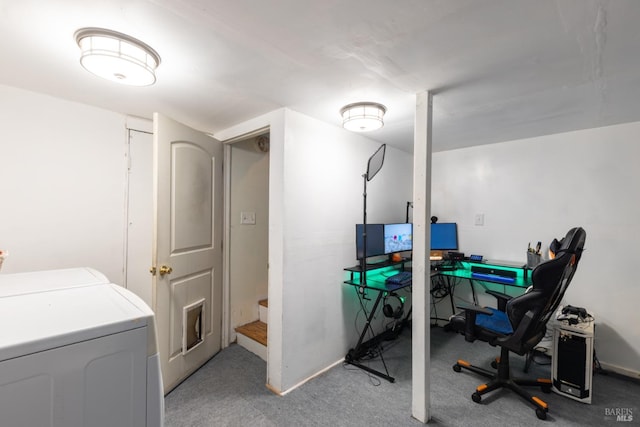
(453, 347, 552, 420)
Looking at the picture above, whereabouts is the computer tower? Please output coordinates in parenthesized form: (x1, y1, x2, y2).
(551, 319, 594, 404)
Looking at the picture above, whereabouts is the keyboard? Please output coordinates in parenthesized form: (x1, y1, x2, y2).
(386, 271, 412, 286)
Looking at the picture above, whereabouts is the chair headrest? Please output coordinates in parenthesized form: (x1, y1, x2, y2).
(529, 227, 586, 291)
(554, 226, 586, 262)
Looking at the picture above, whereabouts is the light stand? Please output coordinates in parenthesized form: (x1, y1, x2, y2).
(347, 144, 396, 381)
(360, 172, 368, 288)
(406, 201, 413, 224)
(359, 144, 386, 289)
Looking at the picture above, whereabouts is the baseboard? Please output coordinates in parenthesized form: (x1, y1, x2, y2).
(273, 358, 345, 396)
(599, 361, 640, 381)
(265, 382, 281, 396)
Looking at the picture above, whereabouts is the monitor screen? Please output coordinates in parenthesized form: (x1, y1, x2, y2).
(355, 224, 385, 260)
(384, 223, 413, 254)
(431, 222, 458, 250)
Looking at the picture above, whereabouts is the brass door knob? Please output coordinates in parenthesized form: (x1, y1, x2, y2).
(159, 265, 173, 276)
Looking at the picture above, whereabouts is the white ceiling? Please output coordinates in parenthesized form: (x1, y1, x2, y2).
(2, 0, 639, 153)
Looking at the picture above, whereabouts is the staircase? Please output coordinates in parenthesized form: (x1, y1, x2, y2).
(235, 299, 268, 361)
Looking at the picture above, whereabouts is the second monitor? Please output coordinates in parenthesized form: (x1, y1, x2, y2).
(431, 222, 458, 251)
(384, 223, 413, 254)
(356, 223, 413, 260)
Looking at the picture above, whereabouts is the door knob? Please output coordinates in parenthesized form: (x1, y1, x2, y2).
(159, 265, 173, 276)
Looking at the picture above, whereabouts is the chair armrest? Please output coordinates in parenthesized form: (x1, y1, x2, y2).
(453, 302, 493, 342)
(455, 301, 493, 315)
(485, 290, 512, 311)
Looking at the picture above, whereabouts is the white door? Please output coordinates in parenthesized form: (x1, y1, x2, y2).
(152, 113, 223, 393)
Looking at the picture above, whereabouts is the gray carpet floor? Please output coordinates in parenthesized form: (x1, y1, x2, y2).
(165, 326, 639, 426)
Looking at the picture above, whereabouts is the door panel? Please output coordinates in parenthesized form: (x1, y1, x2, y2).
(153, 113, 223, 393)
(171, 142, 213, 251)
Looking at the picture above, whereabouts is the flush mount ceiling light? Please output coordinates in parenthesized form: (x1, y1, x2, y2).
(75, 27, 161, 86)
(340, 102, 387, 132)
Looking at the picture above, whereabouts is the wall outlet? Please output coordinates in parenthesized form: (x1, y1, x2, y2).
(240, 211, 256, 225)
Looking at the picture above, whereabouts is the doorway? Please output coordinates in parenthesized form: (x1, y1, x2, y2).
(226, 133, 270, 359)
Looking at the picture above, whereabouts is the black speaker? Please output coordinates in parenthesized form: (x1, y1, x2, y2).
(470, 265, 517, 278)
(383, 292, 404, 319)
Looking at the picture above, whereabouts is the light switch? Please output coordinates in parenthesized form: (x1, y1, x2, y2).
(474, 213, 484, 226)
(240, 211, 256, 225)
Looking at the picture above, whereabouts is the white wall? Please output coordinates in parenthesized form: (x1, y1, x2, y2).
(431, 121, 640, 377)
(0, 85, 127, 283)
(279, 110, 413, 391)
(216, 109, 414, 393)
(229, 138, 269, 337)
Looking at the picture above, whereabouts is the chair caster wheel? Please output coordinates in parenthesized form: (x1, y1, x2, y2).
(471, 392, 482, 403)
(490, 360, 498, 369)
(453, 364, 462, 372)
(536, 408, 547, 420)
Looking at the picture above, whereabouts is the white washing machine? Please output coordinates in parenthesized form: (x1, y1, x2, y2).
(0, 267, 164, 427)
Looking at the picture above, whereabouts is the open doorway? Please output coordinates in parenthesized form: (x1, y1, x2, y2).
(226, 133, 270, 361)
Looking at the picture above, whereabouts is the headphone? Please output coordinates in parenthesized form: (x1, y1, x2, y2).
(383, 292, 404, 319)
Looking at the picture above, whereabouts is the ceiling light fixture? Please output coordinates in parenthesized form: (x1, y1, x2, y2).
(340, 102, 387, 132)
(75, 27, 161, 86)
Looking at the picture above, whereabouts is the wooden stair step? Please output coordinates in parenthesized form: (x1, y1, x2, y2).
(235, 320, 267, 346)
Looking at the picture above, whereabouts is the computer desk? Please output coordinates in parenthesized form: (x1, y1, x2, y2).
(343, 260, 412, 382)
(342, 259, 531, 381)
(430, 259, 532, 324)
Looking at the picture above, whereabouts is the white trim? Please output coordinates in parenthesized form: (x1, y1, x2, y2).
(122, 128, 132, 289)
(221, 143, 231, 348)
(276, 358, 345, 396)
(126, 115, 153, 133)
(219, 125, 270, 145)
(214, 109, 283, 141)
(599, 361, 640, 380)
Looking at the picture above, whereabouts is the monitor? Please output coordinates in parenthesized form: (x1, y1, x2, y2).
(431, 222, 458, 250)
(384, 223, 413, 254)
(355, 224, 385, 260)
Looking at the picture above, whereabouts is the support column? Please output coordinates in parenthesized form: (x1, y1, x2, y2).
(412, 91, 433, 423)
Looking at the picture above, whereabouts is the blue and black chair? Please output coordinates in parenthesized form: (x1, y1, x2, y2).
(448, 227, 586, 420)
